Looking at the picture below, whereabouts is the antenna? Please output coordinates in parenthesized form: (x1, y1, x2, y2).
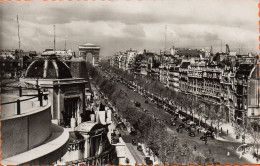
(221, 39, 222, 52)
(17, 14, 21, 53)
(65, 39, 67, 51)
(165, 25, 167, 52)
(53, 25, 56, 53)
(17, 14, 23, 71)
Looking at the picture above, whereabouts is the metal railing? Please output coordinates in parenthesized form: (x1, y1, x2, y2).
(1, 86, 47, 115)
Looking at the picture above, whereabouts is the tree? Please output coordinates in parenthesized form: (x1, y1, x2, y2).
(250, 121, 260, 155)
(209, 105, 226, 137)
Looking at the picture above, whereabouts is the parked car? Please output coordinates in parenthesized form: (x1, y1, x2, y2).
(162, 119, 167, 123)
(180, 151, 186, 156)
(155, 118, 160, 123)
(174, 113, 179, 119)
(185, 126, 191, 132)
(171, 122, 176, 126)
(135, 102, 141, 107)
(179, 123, 185, 128)
(206, 131, 214, 139)
(137, 145, 143, 152)
(145, 100, 149, 104)
(190, 123, 196, 128)
(111, 132, 116, 137)
(132, 139, 137, 145)
(187, 120, 194, 125)
(176, 128, 183, 133)
(143, 109, 148, 112)
(188, 131, 195, 137)
(201, 123, 206, 128)
(182, 118, 188, 123)
(170, 118, 175, 122)
(145, 157, 153, 165)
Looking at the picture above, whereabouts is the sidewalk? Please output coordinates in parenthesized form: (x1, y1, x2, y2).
(179, 109, 260, 164)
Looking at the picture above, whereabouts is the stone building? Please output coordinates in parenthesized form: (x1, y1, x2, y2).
(21, 54, 87, 126)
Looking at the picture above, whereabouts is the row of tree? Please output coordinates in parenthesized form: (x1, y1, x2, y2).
(103, 64, 227, 135)
(102, 63, 260, 157)
(87, 63, 217, 165)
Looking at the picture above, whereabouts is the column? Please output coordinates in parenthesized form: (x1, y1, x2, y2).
(57, 88, 61, 125)
(77, 99, 82, 125)
(71, 118, 76, 128)
(82, 133, 91, 158)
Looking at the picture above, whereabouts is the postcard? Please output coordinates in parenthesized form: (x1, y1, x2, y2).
(0, 0, 259, 165)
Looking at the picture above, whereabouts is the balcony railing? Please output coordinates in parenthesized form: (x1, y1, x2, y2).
(1, 86, 47, 115)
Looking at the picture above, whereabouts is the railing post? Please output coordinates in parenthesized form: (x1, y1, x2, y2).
(17, 99, 21, 115)
(19, 86, 22, 97)
(39, 91, 43, 106)
(38, 89, 41, 101)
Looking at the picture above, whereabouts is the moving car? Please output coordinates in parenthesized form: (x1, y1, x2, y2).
(200, 135, 207, 141)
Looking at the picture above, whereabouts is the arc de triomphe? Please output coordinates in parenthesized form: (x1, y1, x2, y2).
(79, 43, 100, 67)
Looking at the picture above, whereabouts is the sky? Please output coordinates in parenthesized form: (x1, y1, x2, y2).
(0, 0, 258, 57)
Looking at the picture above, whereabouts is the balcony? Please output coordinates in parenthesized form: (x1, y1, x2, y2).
(1, 94, 69, 165)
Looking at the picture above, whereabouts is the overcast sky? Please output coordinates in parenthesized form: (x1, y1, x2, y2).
(0, 0, 258, 57)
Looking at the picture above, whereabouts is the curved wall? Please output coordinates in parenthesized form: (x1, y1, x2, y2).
(1, 104, 52, 159)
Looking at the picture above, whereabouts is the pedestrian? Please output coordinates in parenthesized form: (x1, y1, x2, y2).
(221, 127, 223, 132)
(194, 145, 197, 151)
(227, 151, 230, 157)
(227, 129, 229, 134)
(209, 148, 211, 154)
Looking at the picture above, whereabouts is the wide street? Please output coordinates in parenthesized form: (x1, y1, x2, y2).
(90, 79, 147, 165)
(99, 67, 252, 164)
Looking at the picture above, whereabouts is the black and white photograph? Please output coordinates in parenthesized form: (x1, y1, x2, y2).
(0, 0, 259, 165)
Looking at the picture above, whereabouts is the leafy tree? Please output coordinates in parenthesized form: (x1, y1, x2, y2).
(209, 105, 226, 137)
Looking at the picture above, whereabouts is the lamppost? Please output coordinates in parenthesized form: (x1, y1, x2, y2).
(242, 111, 246, 153)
